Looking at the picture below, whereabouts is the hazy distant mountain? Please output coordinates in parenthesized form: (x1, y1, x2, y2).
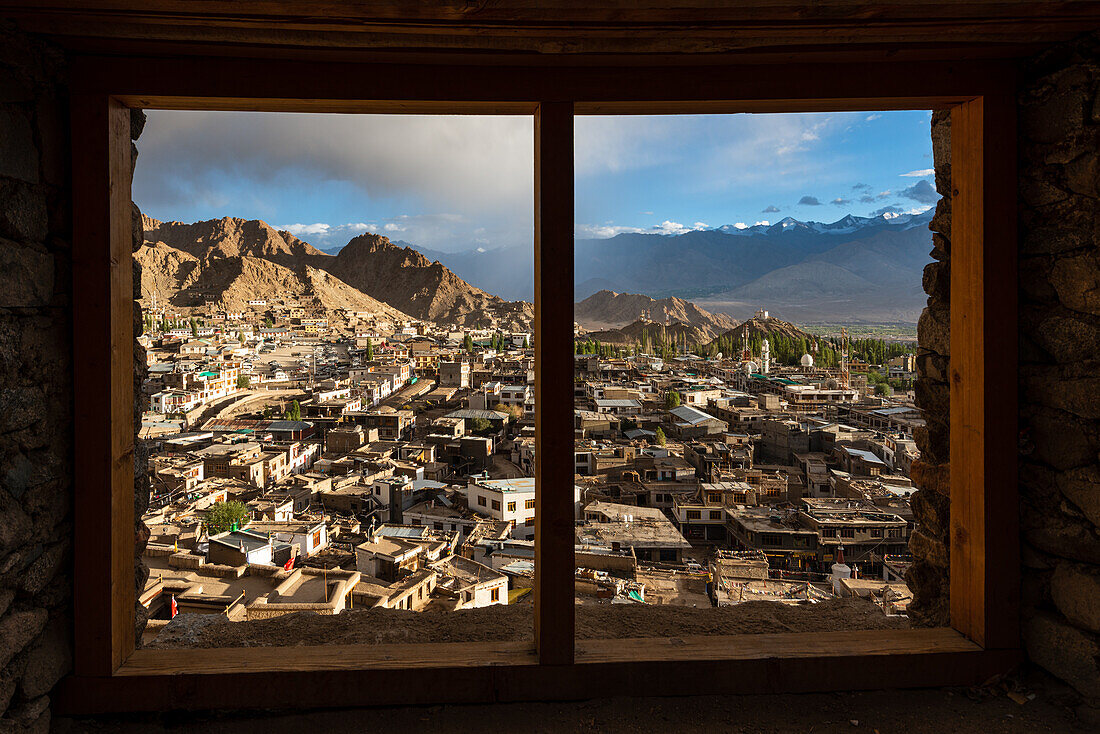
(406, 242, 534, 302)
(139, 217, 533, 329)
(576, 212, 933, 324)
(408, 212, 933, 324)
(575, 290, 738, 342)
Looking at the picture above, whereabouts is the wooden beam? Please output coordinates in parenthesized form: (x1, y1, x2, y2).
(7, 1, 1100, 55)
(69, 55, 1012, 112)
(534, 100, 575, 666)
(950, 90, 1019, 650)
(52, 629, 1019, 714)
(70, 93, 135, 676)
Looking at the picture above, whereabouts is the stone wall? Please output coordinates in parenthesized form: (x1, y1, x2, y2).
(907, 110, 952, 629)
(912, 32, 1100, 710)
(1015, 32, 1100, 708)
(0, 23, 74, 734)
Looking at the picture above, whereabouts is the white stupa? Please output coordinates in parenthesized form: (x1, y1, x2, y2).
(800, 353, 814, 368)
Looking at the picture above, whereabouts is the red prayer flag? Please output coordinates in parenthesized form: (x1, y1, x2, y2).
(283, 556, 295, 571)
(170, 595, 178, 618)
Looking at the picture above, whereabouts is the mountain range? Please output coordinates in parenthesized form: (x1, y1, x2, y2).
(393, 212, 934, 324)
(574, 290, 738, 342)
(137, 217, 533, 330)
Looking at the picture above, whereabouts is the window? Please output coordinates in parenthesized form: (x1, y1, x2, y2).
(507, 501, 516, 512)
(72, 52, 1016, 709)
(840, 528, 854, 539)
(686, 510, 701, 520)
(477, 496, 486, 507)
(707, 493, 721, 503)
(709, 510, 723, 521)
(491, 587, 500, 602)
(524, 499, 535, 510)
(870, 528, 883, 538)
(823, 528, 837, 538)
(524, 517, 534, 526)
(889, 528, 902, 538)
(492, 500, 501, 511)
(760, 533, 782, 547)
(311, 530, 321, 548)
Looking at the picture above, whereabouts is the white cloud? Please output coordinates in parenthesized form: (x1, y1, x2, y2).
(136, 110, 535, 248)
(900, 169, 934, 177)
(575, 219, 710, 239)
(755, 220, 770, 226)
(865, 114, 882, 121)
(732, 222, 748, 229)
(279, 222, 330, 237)
(383, 223, 404, 232)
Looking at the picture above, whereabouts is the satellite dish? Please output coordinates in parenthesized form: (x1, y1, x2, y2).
(716, 352, 723, 360)
(826, 378, 840, 389)
(744, 361, 759, 374)
(800, 353, 814, 368)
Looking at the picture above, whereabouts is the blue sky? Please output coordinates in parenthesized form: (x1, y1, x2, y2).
(134, 110, 935, 252)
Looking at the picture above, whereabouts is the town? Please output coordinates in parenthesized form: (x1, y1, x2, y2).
(137, 297, 921, 643)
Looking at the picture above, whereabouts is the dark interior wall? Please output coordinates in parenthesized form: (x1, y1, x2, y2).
(912, 30, 1100, 704)
(0, 22, 74, 734)
(1015, 32, 1100, 704)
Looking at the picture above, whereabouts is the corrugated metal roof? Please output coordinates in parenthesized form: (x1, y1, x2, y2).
(670, 405, 719, 425)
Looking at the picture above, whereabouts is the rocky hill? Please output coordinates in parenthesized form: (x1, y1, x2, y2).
(135, 240, 412, 319)
(328, 233, 533, 329)
(574, 289, 737, 338)
(138, 217, 533, 329)
(143, 216, 326, 265)
(705, 314, 814, 350)
(581, 319, 718, 347)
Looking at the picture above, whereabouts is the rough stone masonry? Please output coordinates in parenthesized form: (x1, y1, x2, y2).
(0, 22, 75, 734)
(910, 30, 1100, 713)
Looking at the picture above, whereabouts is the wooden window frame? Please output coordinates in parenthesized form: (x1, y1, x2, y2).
(60, 54, 1018, 714)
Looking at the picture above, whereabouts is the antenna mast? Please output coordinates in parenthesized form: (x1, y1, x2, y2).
(840, 327, 850, 389)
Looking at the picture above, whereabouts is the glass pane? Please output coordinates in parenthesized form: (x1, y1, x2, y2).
(572, 111, 933, 636)
(133, 111, 537, 648)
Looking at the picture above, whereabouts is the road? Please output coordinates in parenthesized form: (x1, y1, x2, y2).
(205, 388, 308, 422)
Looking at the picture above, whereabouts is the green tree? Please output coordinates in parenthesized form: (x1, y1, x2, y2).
(263, 316, 273, 328)
(238, 331, 246, 345)
(190, 317, 199, 338)
(464, 334, 475, 354)
(284, 400, 301, 422)
(523, 336, 530, 349)
(664, 391, 682, 410)
(654, 427, 667, 446)
(204, 501, 251, 535)
(874, 382, 893, 397)
(365, 337, 374, 361)
(470, 417, 492, 435)
(236, 374, 250, 389)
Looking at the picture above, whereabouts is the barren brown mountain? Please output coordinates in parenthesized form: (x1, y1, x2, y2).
(139, 217, 533, 329)
(706, 314, 814, 349)
(575, 289, 737, 338)
(580, 319, 718, 348)
(328, 233, 533, 329)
